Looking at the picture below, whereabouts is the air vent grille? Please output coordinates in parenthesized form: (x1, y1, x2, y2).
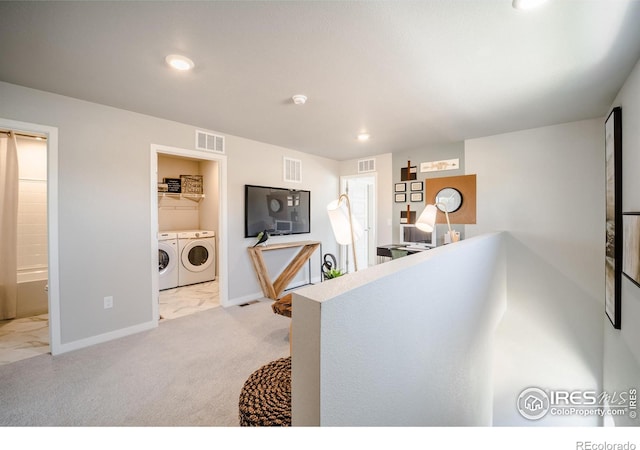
(283, 157, 302, 183)
(195, 130, 225, 153)
(358, 158, 376, 173)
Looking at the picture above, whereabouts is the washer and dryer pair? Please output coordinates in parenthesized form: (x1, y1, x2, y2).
(158, 230, 216, 290)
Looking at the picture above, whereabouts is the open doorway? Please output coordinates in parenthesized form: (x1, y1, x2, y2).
(150, 144, 227, 324)
(341, 174, 377, 272)
(0, 118, 59, 364)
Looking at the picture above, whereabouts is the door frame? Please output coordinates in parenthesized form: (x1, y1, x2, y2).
(0, 118, 60, 355)
(150, 144, 228, 320)
(340, 173, 378, 270)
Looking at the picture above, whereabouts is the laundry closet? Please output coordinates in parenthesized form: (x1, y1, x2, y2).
(157, 154, 219, 296)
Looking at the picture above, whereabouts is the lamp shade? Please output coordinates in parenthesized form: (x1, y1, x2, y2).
(416, 204, 438, 232)
(327, 198, 364, 245)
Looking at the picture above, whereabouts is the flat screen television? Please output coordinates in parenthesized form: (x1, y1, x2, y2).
(244, 185, 311, 238)
(399, 224, 436, 248)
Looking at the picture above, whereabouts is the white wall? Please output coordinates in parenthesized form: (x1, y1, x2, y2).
(466, 118, 605, 425)
(292, 232, 506, 426)
(0, 81, 338, 352)
(604, 58, 640, 427)
(227, 138, 339, 302)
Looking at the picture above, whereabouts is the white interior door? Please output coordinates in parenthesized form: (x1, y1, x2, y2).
(341, 174, 376, 272)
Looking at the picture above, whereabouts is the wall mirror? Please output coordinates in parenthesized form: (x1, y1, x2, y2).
(435, 187, 463, 213)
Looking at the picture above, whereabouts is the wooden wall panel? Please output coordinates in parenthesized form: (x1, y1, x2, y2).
(425, 174, 476, 224)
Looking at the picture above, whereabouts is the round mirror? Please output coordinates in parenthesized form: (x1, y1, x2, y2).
(435, 187, 463, 213)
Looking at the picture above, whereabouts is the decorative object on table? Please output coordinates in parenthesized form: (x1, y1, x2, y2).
(238, 356, 291, 426)
(400, 205, 416, 224)
(157, 182, 169, 192)
(394, 182, 406, 192)
(416, 193, 460, 244)
(605, 106, 622, 329)
(252, 230, 270, 247)
(321, 253, 341, 279)
(164, 177, 181, 193)
(180, 174, 203, 195)
(425, 174, 476, 225)
(410, 181, 423, 191)
(410, 192, 423, 202)
(622, 213, 640, 289)
(327, 194, 363, 272)
(420, 158, 460, 173)
(395, 193, 407, 203)
(401, 160, 417, 181)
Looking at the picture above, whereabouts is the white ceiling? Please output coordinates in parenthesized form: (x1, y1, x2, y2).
(1, 1, 640, 161)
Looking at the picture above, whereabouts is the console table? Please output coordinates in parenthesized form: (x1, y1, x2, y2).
(248, 241, 321, 300)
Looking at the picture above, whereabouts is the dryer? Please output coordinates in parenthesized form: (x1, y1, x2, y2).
(177, 230, 216, 287)
(158, 232, 179, 290)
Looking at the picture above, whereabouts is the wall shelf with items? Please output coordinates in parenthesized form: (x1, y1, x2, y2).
(157, 192, 206, 202)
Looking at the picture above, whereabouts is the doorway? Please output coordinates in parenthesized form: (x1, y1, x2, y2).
(0, 117, 59, 363)
(341, 174, 377, 272)
(150, 144, 228, 324)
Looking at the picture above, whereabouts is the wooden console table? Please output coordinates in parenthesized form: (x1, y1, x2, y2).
(248, 241, 321, 300)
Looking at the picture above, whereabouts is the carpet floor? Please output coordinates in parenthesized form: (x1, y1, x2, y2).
(0, 299, 290, 426)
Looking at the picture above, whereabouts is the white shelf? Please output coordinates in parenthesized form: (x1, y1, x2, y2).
(157, 192, 205, 202)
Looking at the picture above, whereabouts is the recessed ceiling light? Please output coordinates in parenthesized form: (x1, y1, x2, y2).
(512, 0, 549, 10)
(165, 54, 195, 71)
(357, 133, 370, 142)
(292, 94, 307, 105)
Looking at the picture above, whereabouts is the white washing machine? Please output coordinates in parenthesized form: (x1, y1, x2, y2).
(158, 232, 179, 290)
(177, 230, 216, 287)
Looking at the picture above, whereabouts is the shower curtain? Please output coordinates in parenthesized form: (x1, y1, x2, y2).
(0, 131, 19, 320)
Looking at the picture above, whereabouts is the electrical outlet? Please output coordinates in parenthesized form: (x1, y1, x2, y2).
(104, 296, 113, 309)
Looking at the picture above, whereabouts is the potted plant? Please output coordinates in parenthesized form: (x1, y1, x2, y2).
(324, 268, 344, 279)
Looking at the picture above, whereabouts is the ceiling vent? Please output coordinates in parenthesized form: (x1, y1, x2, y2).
(283, 157, 302, 183)
(358, 158, 376, 173)
(195, 130, 225, 154)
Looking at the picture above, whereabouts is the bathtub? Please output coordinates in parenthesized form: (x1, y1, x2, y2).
(16, 268, 49, 319)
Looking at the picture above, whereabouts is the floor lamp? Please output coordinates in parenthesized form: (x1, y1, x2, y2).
(327, 194, 363, 272)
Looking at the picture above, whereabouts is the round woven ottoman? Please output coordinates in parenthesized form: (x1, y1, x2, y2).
(238, 356, 291, 426)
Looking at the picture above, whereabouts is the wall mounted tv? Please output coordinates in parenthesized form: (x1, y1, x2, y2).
(244, 185, 311, 238)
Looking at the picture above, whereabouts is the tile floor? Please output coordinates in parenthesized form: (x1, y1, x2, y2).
(0, 280, 220, 366)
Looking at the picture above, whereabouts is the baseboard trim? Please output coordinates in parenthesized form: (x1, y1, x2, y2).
(53, 320, 157, 356)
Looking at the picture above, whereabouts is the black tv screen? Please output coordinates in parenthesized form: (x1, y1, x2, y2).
(244, 185, 311, 238)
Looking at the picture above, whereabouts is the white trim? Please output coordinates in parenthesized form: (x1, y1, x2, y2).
(150, 144, 229, 313)
(0, 118, 60, 355)
(56, 320, 156, 355)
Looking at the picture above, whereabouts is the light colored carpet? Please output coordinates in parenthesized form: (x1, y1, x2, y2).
(0, 299, 290, 426)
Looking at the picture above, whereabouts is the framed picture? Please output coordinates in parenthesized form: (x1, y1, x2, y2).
(395, 193, 406, 203)
(401, 160, 418, 181)
(605, 106, 622, 329)
(180, 174, 203, 195)
(395, 182, 406, 192)
(410, 181, 423, 191)
(410, 192, 423, 202)
(623, 213, 640, 289)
